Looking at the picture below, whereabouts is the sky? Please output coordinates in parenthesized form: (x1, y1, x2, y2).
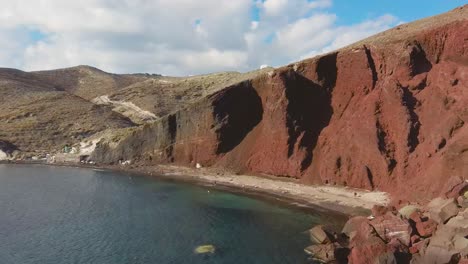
(0, 0, 464, 76)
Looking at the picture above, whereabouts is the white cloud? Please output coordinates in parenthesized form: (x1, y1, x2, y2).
(262, 0, 289, 16)
(251, 21, 259, 30)
(309, 0, 333, 9)
(275, 14, 337, 52)
(0, 0, 399, 76)
(300, 14, 399, 59)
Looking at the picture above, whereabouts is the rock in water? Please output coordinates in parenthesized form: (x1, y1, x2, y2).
(194, 245, 215, 254)
(309, 225, 335, 244)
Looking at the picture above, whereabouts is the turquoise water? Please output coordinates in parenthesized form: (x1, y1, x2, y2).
(0, 164, 346, 264)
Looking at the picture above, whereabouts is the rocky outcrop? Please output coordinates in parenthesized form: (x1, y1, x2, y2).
(304, 180, 468, 263)
(91, 6, 468, 202)
(0, 140, 17, 160)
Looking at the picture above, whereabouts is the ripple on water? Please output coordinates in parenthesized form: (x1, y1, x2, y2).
(0, 164, 346, 264)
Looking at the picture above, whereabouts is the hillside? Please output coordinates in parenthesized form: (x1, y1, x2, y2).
(0, 64, 269, 155)
(0, 68, 135, 156)
(30, 65, 153, 100)
(104, 69, 271, 118)
(90, 5, 467, 202)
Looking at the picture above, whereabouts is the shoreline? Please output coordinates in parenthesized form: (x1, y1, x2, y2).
(1, 161, 389, 216)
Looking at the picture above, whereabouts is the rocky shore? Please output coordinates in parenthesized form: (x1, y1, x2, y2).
(304, 176, 468, 263)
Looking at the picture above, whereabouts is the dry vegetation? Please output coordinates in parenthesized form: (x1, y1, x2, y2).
(0, 65, 270, 157)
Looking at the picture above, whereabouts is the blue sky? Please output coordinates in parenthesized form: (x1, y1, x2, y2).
(330, 0, 465, 25)
(251, 0, 465, 25)
(0, 0, 465, 75)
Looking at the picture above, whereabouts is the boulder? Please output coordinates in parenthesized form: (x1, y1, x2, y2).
(415, 219, 438, 238)
(342, 216, 368, 240)
(462, 208, 468, 218)
(458, 196, 466, 207)
(348, 236, 394, 264)
(411, 235, 421, 245)
(349, 220, 377, 248)
(369, 213, 411, 246)
(409, 240, 427, 254)
(309, 225, 335, 244)
(304, 244, 336, 263)
(346, 218, 401, 263)
(305, 243, 351, 263)
(458, 196, 468, 209)
(409, 239, 432, 263)
(399, 205, 421, 219)
(444, 177, 468, 199)
(451, 182, 468, 198)
(427, 198, 460, 224)
(446, 215, 468, 230)
(410, 211, 423, 223)
(453, 234, 468, 257)
(430, 225, 464, 248)
(416, 224, 468, 263)
(388, 238, 412, 263)
(418, 246, 461, 264)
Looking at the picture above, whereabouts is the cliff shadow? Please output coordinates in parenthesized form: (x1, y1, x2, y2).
(212, 81, 263, 154)
(284, 71, 333, 171)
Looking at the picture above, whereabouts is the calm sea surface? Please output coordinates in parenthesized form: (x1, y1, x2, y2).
(0, 164, 346, 264)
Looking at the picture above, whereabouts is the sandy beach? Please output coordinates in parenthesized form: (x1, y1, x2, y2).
(130, 164, 389, 216)
(1, 161, 389, 216)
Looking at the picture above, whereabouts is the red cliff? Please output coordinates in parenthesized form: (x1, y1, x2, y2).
(93, 6, 468, 202)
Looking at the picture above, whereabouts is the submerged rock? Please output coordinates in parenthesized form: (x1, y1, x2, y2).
(194, 245, 215, 254)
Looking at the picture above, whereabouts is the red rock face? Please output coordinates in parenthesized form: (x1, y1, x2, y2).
(94, 6, 468, 202)
(220, 6, 467, 201)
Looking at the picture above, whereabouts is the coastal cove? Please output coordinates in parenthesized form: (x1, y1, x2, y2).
(0, 164, 348, 264)
(3, 161, 390, 216)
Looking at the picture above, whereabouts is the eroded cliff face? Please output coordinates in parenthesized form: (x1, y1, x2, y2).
(92, 6, 467, 201)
